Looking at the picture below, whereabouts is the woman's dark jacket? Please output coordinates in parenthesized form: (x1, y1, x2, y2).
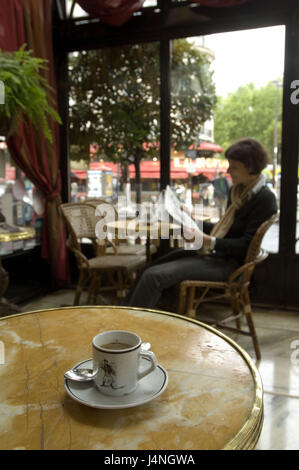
(203, 186, 278, 262)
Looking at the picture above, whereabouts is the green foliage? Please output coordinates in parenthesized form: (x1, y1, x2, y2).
(0, 45, 61, 142)
(214, 82, 282, 160)
(171, 39, 216, 148)
(69, 43, 160, 164)
(68, 39, 216, 163)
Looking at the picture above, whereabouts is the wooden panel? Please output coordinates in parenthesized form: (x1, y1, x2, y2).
(251, 255, 285, 307)
(251, 255, 299, 309)
(285, 256, 299, 308)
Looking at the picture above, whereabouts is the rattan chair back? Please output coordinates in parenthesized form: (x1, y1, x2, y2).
(85, 199, 118, 222)
(60, 202, 100, 245)
(244, 212, 279, 265)
(61, 202, 101, 236)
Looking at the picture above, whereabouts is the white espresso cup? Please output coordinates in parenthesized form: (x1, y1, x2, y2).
(92, 330, 158, 396)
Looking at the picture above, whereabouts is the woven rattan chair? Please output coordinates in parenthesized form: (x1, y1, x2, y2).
(177, 212, 279, 360)
(60, 202, 146, 305)
(86, 199, 157, 258)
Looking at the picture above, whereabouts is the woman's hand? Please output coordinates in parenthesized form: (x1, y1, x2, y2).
(180, 204, 195, 220)
(181, 205, 213, 250)
(182, 225, 212, 250)
(202, 233, 212, 250)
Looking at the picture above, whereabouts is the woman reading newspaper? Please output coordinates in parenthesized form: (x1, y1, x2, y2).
(126, 138, 277, 309)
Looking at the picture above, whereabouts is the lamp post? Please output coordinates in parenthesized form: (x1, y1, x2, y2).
(272, 80, 282, 189)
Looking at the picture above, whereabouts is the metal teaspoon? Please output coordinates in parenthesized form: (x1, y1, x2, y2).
(64, 343, 151, 382)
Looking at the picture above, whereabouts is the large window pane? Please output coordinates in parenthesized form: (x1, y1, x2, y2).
(170, 27, 284, 253)
(0, 138, 41, 255)
(170, 37, 218, 218)
(69, 42, 160, 209)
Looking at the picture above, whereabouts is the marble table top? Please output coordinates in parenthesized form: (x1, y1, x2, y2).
(0, 306, 263, 450)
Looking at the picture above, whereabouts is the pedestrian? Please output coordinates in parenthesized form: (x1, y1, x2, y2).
(212, 172, 231, 218)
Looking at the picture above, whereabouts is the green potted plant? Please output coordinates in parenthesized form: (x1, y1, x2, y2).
(0, 45, 61, 142)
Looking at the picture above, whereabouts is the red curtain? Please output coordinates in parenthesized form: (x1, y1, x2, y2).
(0, 0, 70, 286)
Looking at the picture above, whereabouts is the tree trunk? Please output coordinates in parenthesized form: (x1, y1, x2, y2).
(120, 162, 129, 192)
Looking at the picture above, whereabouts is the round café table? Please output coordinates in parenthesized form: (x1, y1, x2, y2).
(106, 219, 182, 261)
(0, 306, 263, 450)
(106, 219, 210, 261)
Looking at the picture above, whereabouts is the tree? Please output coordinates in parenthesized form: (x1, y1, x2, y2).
(69, 39, 216, 202)
(214, 81, 283, 162)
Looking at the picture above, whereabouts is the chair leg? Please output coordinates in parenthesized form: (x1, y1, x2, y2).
(242, 289, 261, 360)
(117, 270, 126, 298)
(74, 270, 88, 306)
(178, 283, 187, 315)
(230, 289, 241, 329)
(89, 273, 101, 304)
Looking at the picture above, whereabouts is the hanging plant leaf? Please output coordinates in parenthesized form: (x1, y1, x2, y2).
(0, 45, 61, 142)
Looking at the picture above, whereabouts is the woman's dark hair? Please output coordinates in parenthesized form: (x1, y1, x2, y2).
(225, 138, 269, 174)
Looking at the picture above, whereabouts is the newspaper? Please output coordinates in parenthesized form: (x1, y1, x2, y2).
(163, 185, 199, 232)
(155, 186, 202, 250)
(95, 185, 203, 249)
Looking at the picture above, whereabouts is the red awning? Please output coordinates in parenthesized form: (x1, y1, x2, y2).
(89, 162, 118, 174)
(71, 170, 87, 180)
(129, 161, 161, 179)
(129, 161, 190, 179)
(189, 142, 223, 153)
(86, 160, 221, 180)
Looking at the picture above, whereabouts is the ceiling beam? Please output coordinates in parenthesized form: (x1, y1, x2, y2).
(54, 0, 291, 52)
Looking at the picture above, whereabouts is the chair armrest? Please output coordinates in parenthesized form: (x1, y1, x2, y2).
(228, 250, 268, 284)
(71, 247, 90, 269)
(96, 238, 118, 255)
(228, 261, 255, 283)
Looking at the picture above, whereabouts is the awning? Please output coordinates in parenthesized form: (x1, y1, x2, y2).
(129, 161, 161, 179)
(71, 170, 87, 180)
(89, 162, 118, 174)
(188, 142, 223, 153)
(86, 159, 224, 181)
(129, 161, 189, 179)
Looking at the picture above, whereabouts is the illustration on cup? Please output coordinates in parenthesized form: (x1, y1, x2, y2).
(100, 359, 124, 390)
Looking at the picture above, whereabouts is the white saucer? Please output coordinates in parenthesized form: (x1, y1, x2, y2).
(64, 358, 168, 409)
